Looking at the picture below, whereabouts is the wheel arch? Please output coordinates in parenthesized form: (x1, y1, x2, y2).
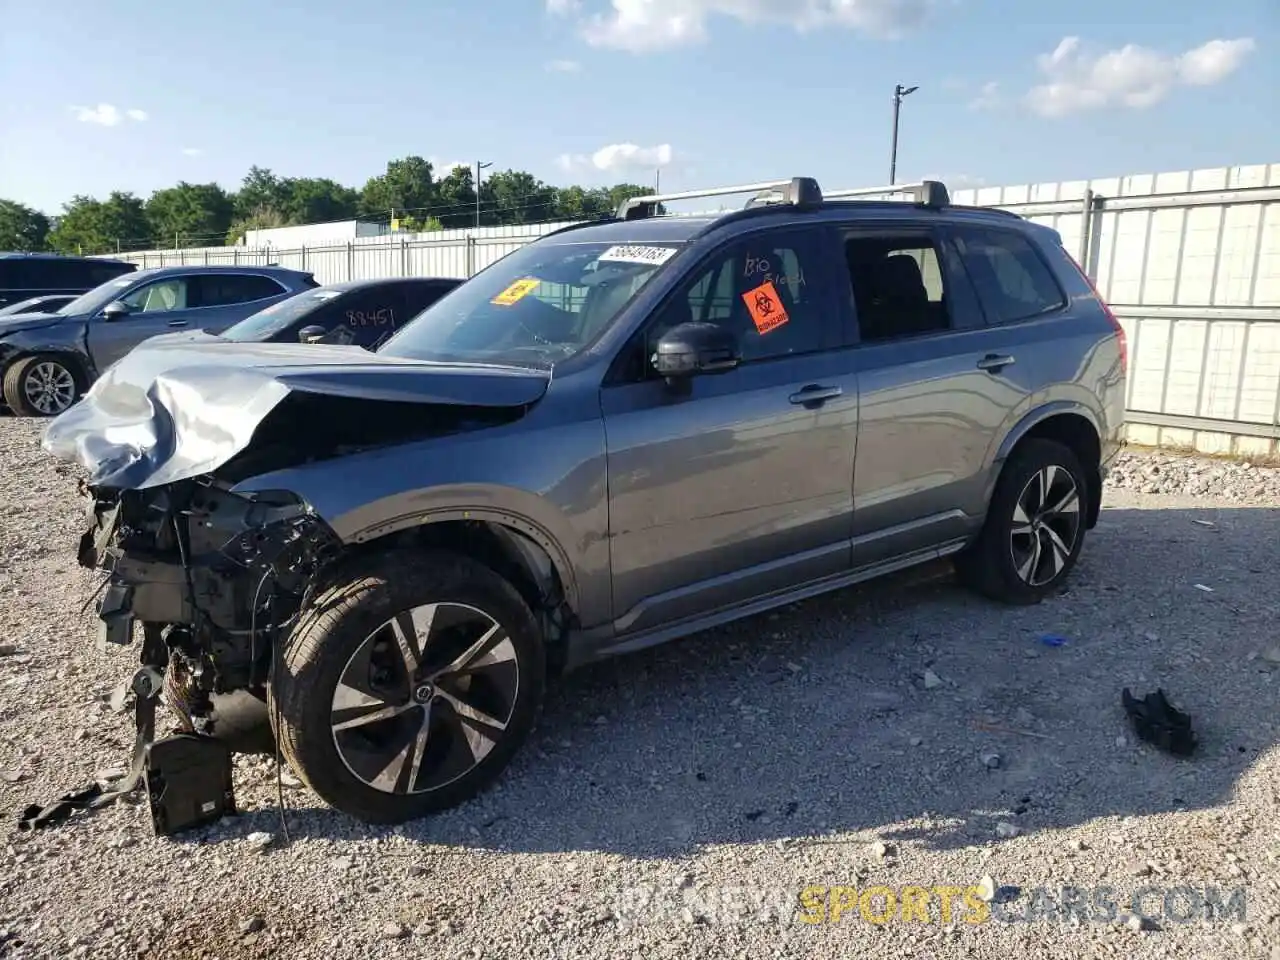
(988, 403, 1104, 528)
(320, 514, 578, 676)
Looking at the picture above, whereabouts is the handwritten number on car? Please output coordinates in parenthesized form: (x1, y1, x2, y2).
(346, 308, 394, 327)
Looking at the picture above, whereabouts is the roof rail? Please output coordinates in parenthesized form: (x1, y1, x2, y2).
(615, 177, 824, 220)
(823, 180, 950, 209)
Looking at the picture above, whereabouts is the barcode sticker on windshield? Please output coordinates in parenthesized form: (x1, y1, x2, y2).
(599, 245, 678, 266)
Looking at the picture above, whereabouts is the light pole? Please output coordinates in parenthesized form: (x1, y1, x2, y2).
(475, 160, 493, 228)
(889, 83, 918, 185)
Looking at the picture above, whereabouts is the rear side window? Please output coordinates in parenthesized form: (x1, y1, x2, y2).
(843, 231, 954, 342)
(195, 273, 286, 306)
(951, 227, 1067, 324)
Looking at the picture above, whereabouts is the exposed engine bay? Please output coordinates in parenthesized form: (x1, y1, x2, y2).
(82, 477, 341, 716)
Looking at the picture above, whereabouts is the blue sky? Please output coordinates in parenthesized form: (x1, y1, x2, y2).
(1, 0, 1276, 216)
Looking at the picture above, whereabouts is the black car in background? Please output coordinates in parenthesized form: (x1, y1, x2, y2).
(0, 253, 136, 310)
(219, 276, 464, 347)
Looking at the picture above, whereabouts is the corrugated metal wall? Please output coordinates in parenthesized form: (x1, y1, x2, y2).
(106, 163, 1280, 453)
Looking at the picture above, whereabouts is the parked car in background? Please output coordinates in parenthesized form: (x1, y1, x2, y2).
(0, 264, 317, 416)
(218, 276, 464, 348)
(0, 294, 78, 317)
(0, 252, 135, 310)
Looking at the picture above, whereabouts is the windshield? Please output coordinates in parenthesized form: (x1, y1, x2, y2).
(377, 239, 683, 366)
(221, 288, 343, 341)
(57, 275, 142, 316)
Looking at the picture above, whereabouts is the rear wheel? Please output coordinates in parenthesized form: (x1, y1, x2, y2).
(955, 438, 1090, 604)
(270, 548, 545, 824)
(2, 354, 82, 417)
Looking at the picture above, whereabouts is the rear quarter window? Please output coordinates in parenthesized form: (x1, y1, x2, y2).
(951, 226, 1067, 325)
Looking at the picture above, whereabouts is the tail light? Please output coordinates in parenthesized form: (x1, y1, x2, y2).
(1067, 253, 1126, 376)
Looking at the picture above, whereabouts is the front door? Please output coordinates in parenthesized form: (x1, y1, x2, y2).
(600, 224, 857, 636)
(86, 274, 199, 371)
(837, 224, 1041, 567)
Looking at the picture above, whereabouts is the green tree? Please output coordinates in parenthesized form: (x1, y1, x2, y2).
(146, 181, 234, 248)
(0, 199, 50, 251)
(280, 177, 359, 225)
(359, 156, 435, 221)
(233, 166, 289, 221)
(482, 170, 558, 225)
(48, 192, 149, 254)
(431, 165, 477, 229)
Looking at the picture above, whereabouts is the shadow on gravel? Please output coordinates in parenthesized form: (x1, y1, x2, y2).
(180, 504, 1280, 859)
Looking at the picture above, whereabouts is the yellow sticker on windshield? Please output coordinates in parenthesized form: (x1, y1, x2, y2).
(491, 277, 540, 306)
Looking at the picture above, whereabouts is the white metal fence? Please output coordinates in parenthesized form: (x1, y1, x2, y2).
(106, 163, 1280, 454)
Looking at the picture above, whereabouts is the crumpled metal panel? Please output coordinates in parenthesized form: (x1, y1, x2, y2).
(41, 331, 550, 490)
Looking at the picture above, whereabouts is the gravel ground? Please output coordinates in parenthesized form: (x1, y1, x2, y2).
(1, 419, 1278, 960)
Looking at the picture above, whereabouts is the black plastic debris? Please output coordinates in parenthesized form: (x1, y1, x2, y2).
(1121, 688, 1197, 757)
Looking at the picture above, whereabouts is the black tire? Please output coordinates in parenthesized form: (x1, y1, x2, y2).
(954, 438, 1090, 605)
(2, 353, 82, 417)
(269, 548, 545, 824)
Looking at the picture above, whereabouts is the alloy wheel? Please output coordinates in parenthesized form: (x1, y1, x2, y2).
(329, 601, 520, 796)
(1009, 464, 1082, 587)
(22, 361, 76, 415)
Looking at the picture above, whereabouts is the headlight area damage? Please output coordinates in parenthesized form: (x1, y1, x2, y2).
(19, 336, 549, 836)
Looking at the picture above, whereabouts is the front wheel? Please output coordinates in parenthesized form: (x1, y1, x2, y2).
(2, 354, 82, 417)
(955, 438, 1090, 604)
(270, 548, 546, 824)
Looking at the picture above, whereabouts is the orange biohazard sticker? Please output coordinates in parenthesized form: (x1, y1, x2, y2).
(491, 277, 540, 306)
(742, 280, 789, 334)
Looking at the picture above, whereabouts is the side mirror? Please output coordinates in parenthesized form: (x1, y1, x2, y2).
(297, 325, 327, 344)
(651, 321, 741, 380)
(101, 300, 130, 320)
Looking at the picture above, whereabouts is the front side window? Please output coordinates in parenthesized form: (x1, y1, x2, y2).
(378, 239, 684, 366)
(641, 227, 832, 366)
(951, 227, 1067, 324)
(121, 277, 188, 313)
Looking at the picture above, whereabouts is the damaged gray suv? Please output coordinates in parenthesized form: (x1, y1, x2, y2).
(44, 177, 1126, 826)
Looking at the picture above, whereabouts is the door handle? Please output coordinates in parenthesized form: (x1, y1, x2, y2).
(977, 354, 1015, 372)
(167, 319, 188, 327)
(788, 384, 842, 406)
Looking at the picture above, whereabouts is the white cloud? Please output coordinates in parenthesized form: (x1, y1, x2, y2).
(181, 147, 204, 156)
(428, 157, 471, 174)
(546, 58, 582, 72)
(967, 80, 1001, 111)
(565, 0, 932, 52)
(70, 103, 148, 126)
(558, 142, 675, 174)
(546, 0, 580, 12)
(1025, 35, 1256, 117)
(918, 172, 986, 191)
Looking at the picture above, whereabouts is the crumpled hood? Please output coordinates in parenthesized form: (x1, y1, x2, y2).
(0, 311, 67, 336)
(42, 330, 550, 490)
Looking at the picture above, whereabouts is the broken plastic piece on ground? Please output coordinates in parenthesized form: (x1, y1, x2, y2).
(1193, 584, 1215, 593)
(1037, 633, 1069, 647)
(1121, 687, 1197, 757)
(1191, 519, 1215, 528)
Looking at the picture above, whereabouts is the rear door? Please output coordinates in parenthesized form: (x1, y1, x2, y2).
(838, 222, 1041, 567)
